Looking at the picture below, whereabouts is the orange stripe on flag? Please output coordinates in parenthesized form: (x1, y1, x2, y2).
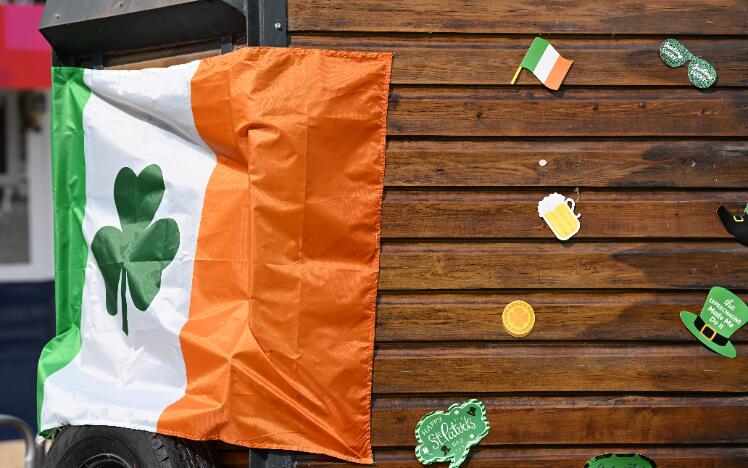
(157, 48, 391, 463)
(544, 56, 573, 91)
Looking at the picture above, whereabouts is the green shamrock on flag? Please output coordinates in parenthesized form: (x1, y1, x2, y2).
(91, 164, 180, 335)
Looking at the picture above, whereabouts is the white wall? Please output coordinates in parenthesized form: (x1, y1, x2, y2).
(0, 90, 53, 282)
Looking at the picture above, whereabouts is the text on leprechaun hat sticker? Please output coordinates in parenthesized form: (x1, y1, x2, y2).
(706, 295, 743, 331)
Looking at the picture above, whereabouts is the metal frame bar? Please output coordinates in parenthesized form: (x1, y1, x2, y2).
(0, 415, 43, 468)
(41, 0, 289, 66)
(40, 0, 250, 66)
(245, 0, 288, 47)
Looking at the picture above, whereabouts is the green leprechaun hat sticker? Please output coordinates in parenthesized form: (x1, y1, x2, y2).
(585, 453, 656, 468)
(680, 286, 748, 359)
(415, 399, 489, 468)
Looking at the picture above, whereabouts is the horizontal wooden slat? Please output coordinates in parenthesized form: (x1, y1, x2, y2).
(235, 398, 748, 465)
(376, 291, 748, 342)
(382, 191, 746, 239)
(370, 396, 748, 446)
(289, 0, 748, 35)
(379, 241, 748, 290)
(109, 49, 217, 70)
(213, 446, 247, 468)
(372, 344, 748, 393)
(384, 140, 748, 188)
(106, 37, 748, 87)
(291, 36, 748, 87)
(388, 88, 748, 136)
(295, 447, 748, 468)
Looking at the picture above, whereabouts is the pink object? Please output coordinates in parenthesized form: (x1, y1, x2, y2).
(4, 4, 49, 51)
(0, 5, 51, 88)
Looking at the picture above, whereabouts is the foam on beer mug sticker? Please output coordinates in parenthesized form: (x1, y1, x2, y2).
(415, 399, 490, 468)
(538, 192, 581, 241)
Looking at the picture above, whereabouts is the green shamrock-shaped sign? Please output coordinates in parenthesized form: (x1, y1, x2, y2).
(415, 399, 489, 468)
(585, 453, 656, 468)
(91, 164, 180, 335)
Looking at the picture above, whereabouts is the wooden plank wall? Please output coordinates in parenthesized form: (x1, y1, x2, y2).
(284, 1, 748, 467)
(107, 1, 748, 466)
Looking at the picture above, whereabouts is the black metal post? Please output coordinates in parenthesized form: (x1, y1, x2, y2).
(246, 0, 288, 47)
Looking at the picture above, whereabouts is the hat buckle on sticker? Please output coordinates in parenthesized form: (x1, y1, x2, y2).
(699, 322, 717, 341)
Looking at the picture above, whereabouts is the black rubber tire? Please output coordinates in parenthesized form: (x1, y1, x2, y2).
(42, 425, 215, 468)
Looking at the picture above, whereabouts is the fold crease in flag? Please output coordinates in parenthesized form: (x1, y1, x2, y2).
(37, 47, 392, 464)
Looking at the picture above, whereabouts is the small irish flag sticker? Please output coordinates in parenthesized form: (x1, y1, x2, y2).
(511, 37, 573, 90)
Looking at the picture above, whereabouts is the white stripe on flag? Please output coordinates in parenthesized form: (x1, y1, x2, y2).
(40, 62, 217, 432)
(533, 45, 560, 83)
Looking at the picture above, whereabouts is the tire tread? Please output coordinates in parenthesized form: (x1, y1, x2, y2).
(43, 425, 215, 468)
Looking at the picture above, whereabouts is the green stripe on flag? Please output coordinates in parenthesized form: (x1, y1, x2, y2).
(520, 37, 549, 72)
(36, 67, 91, 431)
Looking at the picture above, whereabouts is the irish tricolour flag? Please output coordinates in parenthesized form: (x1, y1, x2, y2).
(37, 48, 391, 463)
(511, 37, 573, 90)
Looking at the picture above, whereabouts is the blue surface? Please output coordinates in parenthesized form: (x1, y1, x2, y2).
(0, 281, 54, 440)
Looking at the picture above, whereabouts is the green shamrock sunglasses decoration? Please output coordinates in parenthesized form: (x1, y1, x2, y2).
(659, 38, 717, 89)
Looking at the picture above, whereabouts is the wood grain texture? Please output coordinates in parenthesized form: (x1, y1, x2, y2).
(383, 140, 748, 188)
(379, 241, 748, 290)
(292, 36, 748, 87)
(214, 396, 748, 462)
(294, 447, 748, 468)
(105, 37, 748, 87)
(387, 88, 748, 137)
(93, 1, 748, 465)
(288, 0, 748, 35)
(369, 396, 748, 446)
(376, 291, 747, 342)
(108, 49, 218, 70)
(372, 344, 748, 393)
(382, 191, 746, 239)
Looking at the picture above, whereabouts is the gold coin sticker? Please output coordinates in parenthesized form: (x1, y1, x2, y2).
(502, 300, 535, 337)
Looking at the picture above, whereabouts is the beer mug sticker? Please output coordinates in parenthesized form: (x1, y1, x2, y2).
(538, 193, 581, 241)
